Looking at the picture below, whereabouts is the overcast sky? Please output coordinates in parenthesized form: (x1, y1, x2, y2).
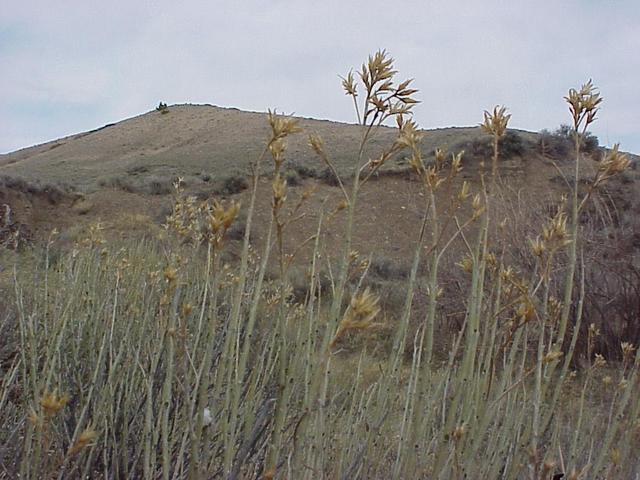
(1, 1, 639, 154)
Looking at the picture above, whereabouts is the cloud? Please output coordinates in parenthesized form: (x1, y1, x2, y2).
(1, 0, 639, 153)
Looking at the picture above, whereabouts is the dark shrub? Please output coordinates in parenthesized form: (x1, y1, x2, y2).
(41, 184, 65, 204)
(618, 172, 635, 185)
(221, 175, 249, 195)
(0, 175, 68, 204)
(582, 131, 599, 153)
(456, 131, 532, 161)
(154, 203, 174, 224)
(288, 160, 318, 179)
(499, 131, 533, 157)
(126, 165, 150, 176)
(452, 138, 491, 163)
(156, 102, 169, 114)
(539, 127, 571, 159)
(147, 179, 173, 195)
(538, 125, 599, 160)
(318, 167, 341, 186)
(285, 170, 302, 187)
(370, 257, 410, 280)
(226, 216, 246, 241)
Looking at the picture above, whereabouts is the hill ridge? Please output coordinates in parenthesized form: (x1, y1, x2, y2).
(1, 104, 636, 193)
(0, 105, 488, 191)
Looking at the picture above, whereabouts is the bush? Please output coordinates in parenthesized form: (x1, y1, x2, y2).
(285, 169, 302, 186)
(146, 178, 173, 195)
(369, 257, 410, 280)
(452, 131, 532, 164)
(156, 102, 169, 114)
(219, 175, 249, 195)
(0, 175, 70, 204)
(583, 131, 599, 153)
(288, 160, 318, 179)
(318, 167, 341, 186)
(538, 125, 599, 159)
(126, 165, 150, 176)
(499, 130, 533, 157)
(97, 175, 137, 193)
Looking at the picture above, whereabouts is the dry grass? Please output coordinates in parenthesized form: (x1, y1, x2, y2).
(0, 52, 639, 480)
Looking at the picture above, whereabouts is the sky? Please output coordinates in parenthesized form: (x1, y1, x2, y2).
(1, 0, 639, 154)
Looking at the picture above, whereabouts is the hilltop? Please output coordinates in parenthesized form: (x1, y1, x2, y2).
(0, 104, 537, 192)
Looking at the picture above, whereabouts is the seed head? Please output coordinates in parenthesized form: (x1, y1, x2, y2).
(565, 80, 602, 129)
(543, 351, 563, 364)
(340, 71, 357, 97)
(458, 181, 471, 202)
(458, 255, 474, 274)
(542, 211, 571, 250)
(40, 390, 70, 418)
(330, 287, 381, 348)
(361, 50, 396, 91)
(452, 424, 465, 442)
(396, 119, 422, 149)
(485, 252, 497, 268)
(481, 105, 511, 139)
(621, 342, 636, 364)
(350, 287, 380, 320)
(593, 353, 606, 368)
(597, 144, 630, 181)
(68, 426, 98, 456)
(212, 200, 241, 230)
(450, 151, 463, 175)
(308, 133, 325, 156)
(434, 147, 446, 168)
(268, 110, 301, 141)
(424, 166, 444, 190)
(164, 267, 178, 284)
(529, 236, 546, 257)
(181, 303, 193, 317)
(471, 194, 485, 219)
(272, 175, 287, 210)
(269, 138, 287, 165)
(500, 266, 514, 283)
(610, 448, 621, 466)
(516, 299, 535, 322)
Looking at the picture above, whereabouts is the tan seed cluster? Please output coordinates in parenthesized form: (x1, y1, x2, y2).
(331, 287, 381, 348)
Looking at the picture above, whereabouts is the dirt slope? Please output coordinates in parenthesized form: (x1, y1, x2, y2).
(0, 104, 498, 192)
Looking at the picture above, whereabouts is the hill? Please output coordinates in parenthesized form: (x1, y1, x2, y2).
(0, 104, 534, 192)
(0, 104, 638, 259)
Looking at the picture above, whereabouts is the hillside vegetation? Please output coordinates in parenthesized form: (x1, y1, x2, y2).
(0, 51, 639, 479)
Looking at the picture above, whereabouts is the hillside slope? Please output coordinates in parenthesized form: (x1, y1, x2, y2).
(0, 103, 638, 363)
(0, 104, 507, 191)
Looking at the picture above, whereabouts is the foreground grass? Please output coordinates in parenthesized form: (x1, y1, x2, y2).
(1, 52, 639, 479)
